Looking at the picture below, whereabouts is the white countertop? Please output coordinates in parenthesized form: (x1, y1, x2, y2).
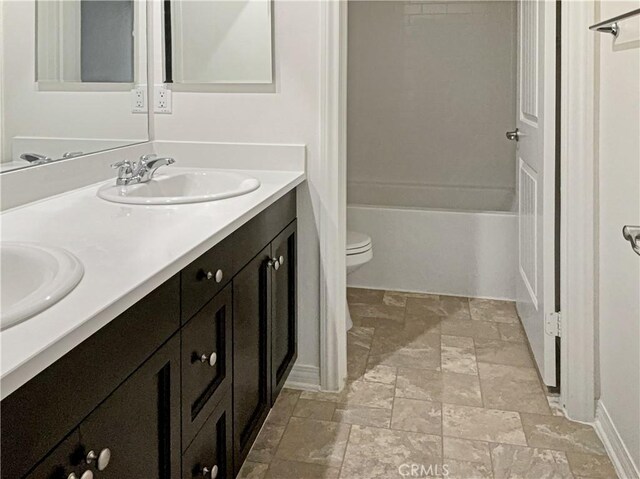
(0, 168, 305, 399)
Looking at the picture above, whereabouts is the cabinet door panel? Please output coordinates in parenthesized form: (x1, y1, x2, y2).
(182, 391, 233, 479)
(78, 335, 180, 479)
(271, 221, 298, 403)
(182, 284, 233, 450)
(232, 246, 272, 473)
(25, 430, 82, 479)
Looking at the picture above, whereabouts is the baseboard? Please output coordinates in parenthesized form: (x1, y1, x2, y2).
(285, 363, 320, 391)
(594, 400, 640, 479)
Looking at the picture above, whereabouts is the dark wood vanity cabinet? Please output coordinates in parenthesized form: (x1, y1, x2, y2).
(1, 190, 298, 479)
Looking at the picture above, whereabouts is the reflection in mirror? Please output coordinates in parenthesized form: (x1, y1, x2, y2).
(0, 0, 149, 173)
(164, 0, 273, 85)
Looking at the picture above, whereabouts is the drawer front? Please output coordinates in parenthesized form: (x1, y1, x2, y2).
(182, 391, 233, 479)
(182, 236, 233, 323)
(1, 275, 180, 479)
(182, 284, 233, 449)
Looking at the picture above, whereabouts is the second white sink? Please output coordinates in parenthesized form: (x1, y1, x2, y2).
(97, 168, 261, 205)
(1, 242, 84, 330)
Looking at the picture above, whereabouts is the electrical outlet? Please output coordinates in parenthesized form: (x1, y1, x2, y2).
(154, 85, 172, 114)
(131, 86, 147, 113)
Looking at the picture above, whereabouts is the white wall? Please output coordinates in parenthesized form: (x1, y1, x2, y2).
(347, 1, 517, 208)
(0, 1, 148, 163)
(596, 0, 640, 473)
(153, 0, 322, 376)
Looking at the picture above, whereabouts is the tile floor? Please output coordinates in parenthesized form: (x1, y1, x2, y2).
(238, 289, 618, 479)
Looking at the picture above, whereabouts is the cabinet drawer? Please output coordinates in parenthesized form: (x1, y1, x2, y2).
(182, 390, 233, 479)
(182, 237, 233, 323)
(182, 284, 233, 450)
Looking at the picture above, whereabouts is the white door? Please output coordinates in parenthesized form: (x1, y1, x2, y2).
(513, 0, 557, 386)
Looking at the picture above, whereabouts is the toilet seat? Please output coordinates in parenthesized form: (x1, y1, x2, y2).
(347, 231, 372, 255)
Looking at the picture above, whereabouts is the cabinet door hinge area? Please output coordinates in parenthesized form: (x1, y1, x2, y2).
(546, 312, 562, 337)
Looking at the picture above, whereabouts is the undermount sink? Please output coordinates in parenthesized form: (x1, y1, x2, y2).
(1, 242, 84, 330)
(97, 168, 261, 205)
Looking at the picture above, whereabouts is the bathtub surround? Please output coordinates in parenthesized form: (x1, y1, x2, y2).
(347, 1, 517, 208)
(236, 288, 617, 479)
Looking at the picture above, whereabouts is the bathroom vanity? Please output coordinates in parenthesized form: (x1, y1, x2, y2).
(1, 190, 298, 479)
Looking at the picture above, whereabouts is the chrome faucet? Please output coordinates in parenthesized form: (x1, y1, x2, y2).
(20, 153, 52, 164)
(111, 154, 175, 186)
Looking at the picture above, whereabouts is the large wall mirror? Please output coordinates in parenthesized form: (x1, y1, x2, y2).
(163, 0, 273, 85)
(0, 0, 149, 173)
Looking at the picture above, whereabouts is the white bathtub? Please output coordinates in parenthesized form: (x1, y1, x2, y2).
(347, 184, 517, 300)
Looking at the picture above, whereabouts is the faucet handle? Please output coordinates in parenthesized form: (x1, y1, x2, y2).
(111, 160, 133, 170)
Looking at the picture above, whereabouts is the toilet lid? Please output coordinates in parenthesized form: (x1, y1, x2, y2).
(347, 231, 372, 254)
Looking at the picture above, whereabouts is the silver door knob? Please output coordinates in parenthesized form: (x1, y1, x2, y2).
(622, 225, 640, 256)
(202, 465, 219, 477)
(86, 448, 110, 471)
(199, 352, 217, 367)
(205, 270, 223, 283)
(506, 128, 520, 141)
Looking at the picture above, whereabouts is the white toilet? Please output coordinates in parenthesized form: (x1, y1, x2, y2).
(346, 230, 374, 330)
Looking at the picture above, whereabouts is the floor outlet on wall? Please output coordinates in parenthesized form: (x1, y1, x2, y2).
(154, 85, 172, 114)
(131, 86, 147, 113)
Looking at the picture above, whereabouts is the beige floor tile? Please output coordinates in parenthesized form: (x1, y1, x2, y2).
(300, 380, 395, 409)
(349, 303, 405, 323)
(347, 288, 384, 304)
(247, 422, 286, 463)
(396, 368, 483, 407)
(491, 443, 573, 479)
(441, 335, 478, 375)
(347, 343, 369, 381)
(547, 395, 565, 417)
(566, 452, 618, 478)
(266, 459, 340, 479)
(332, 405, 392, 428)
(475, 338, 534, 368)
(498, 322, 527, 342)
(347, 326, 375, 350)
(478, 362, 551, 414)
(520, 413, 607, 455)
(405, 295, 471, 321)
(363, 364, 397, 385)
(293, 399, 337, 421)
(469, 299, 519, 323)
(383, 290, 438, 307)
(367, 325, 441, 370)
(445, 459, 493, 479)
(267, 388, 301, 426)
(340, 425, 442, 479)
(238, 461, 270, 479)
(443, 437, 492, 466)
(275, 417, 350, 467)
(391, 397, 441, 434)
(441, 319, 501, 340)
(442, 404, 527, 445)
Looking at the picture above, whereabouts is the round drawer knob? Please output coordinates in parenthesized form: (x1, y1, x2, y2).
(279, 255, 285, 265)
(200, 352, 217, 367)
(80, 471, 94, 479)
(86, 448, 110, 471)
(67, 474, 78, 479)
(205, 270, 223, 283)
(272, 259, 280, 271)
(202, 465, 219, 478)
